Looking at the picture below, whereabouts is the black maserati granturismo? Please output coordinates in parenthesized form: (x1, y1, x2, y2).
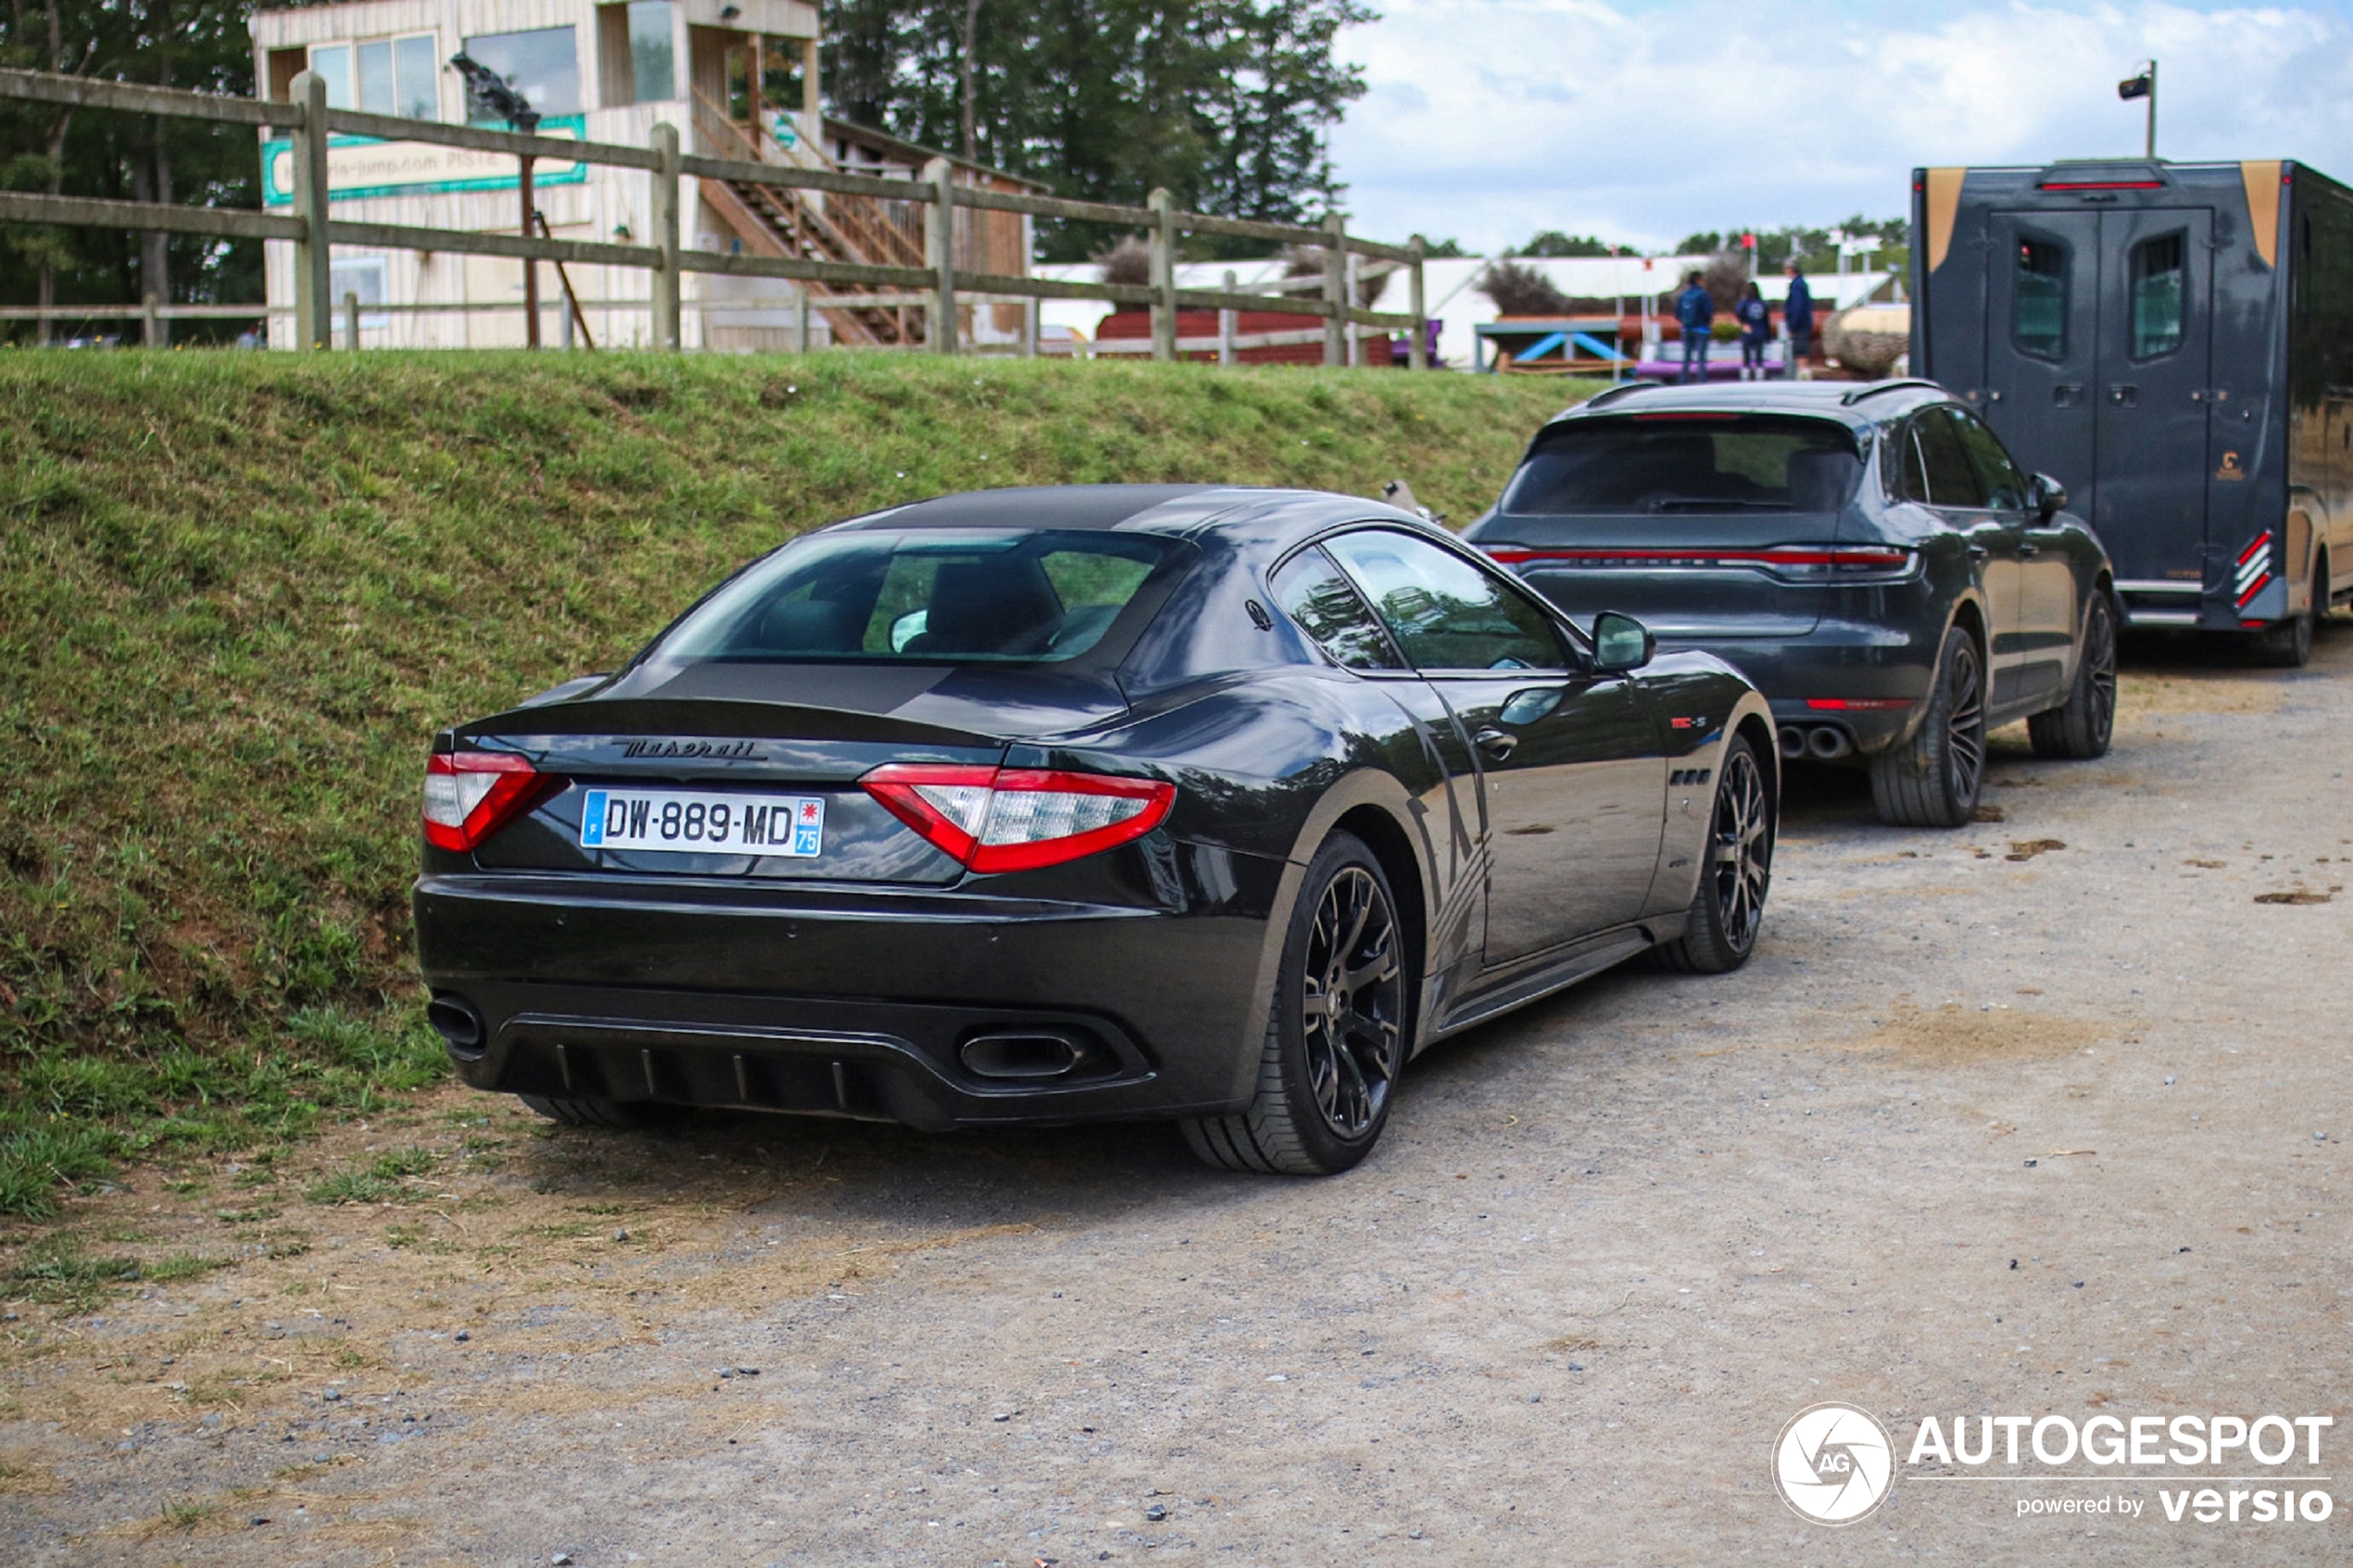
(415, 485, 1777, 1174)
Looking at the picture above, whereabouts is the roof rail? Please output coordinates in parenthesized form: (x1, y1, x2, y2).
(1839, 378, 1943, 407)
(1579, 379, 1667, 410)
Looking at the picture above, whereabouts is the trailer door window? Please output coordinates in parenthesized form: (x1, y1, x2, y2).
(2130, 233, 2186, 358)
(2014, 237, 2068, 358)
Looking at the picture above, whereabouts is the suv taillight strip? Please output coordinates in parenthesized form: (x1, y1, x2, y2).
(1483, 544, 1915, 576)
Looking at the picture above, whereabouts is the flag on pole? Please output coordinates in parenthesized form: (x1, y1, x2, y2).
(2118, 69, 2152, 101)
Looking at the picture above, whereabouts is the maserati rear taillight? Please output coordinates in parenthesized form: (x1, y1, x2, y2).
(862, 763, 1176, 874)
(423, 751, 547, 852)
(1483, 543, 1917, 583)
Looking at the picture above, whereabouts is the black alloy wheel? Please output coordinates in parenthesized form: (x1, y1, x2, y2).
(1660, 734, 1772, 973)
(1183, 833, 1408, 1175)
(2029, 593, 2119, 759)
(1869, 629, 1986, 828)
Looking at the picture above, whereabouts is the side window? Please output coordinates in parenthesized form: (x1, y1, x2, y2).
(2014, 236, 2068, 358)
(1949, 408, 2030, 511)
(2130, 233, 2185, 358)
(1322, 530, 1567, 673)
(1269, 546, 1403, 671)
(1911, 409, 1986, 508)
(1895, 423, 1931, 504)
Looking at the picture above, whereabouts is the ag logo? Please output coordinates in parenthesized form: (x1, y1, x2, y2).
(1773, 1402, 1895, 1524)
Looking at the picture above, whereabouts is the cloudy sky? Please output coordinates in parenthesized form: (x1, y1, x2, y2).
(1328, 0, 2353, 253)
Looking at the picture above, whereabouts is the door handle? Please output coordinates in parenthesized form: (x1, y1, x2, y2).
(1473, 727, 1517, 762)
(2018, 541, 2041, 557)
(2108, 384, 2138, 408)
(2053, 383, 2086, 408)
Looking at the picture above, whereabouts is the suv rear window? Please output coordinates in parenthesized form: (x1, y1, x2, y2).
(654, 528, 1188, 665)
(1499, 414, 1863, 515)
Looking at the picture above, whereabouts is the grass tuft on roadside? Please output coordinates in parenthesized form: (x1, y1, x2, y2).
(0, 350, 1592, 1219)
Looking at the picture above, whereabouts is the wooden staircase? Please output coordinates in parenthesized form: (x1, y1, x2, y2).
(693, 94, 929, 348)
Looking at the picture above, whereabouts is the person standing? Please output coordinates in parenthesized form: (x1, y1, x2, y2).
(1781, 257, 1815, 379)
(1674, 270, 1714, 383)
(1735, 281, 1770, 381)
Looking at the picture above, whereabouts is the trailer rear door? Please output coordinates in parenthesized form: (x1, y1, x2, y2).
(2096, 209, 2215, 595)
(1982, 207, 2214, 602)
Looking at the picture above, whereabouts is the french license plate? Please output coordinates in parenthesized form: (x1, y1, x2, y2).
(578, 788, 825, 858)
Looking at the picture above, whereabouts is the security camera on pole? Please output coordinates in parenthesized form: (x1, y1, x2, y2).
(2119, 59, 2156, 158)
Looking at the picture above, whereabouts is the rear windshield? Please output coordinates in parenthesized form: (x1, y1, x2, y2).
(1499, 414, 1863, 515)
(654, 528, 1188, 665)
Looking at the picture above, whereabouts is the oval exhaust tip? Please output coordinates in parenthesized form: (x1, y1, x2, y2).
(960, 1033, 1081, 1080)
(427, 994, 486, 1059)
(1806, 725, 1854, 760)
(1777, 724, 1807, 759)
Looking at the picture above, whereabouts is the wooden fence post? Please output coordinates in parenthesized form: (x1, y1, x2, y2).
(1408, 235, 1428, 370)
(1321, 211, 1346, 367)
(925, 157, 957, 355)
(1149, 187, 1176, 361)
(344, 290, 360, 350)
(141, 292, 160, 348)
(650, 121, 682, 351)
(1218, 269, 1237, 366)
(290, 69, 332, 351)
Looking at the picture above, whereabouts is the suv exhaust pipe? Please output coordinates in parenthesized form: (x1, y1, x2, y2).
(1805, 725, 1854, 761)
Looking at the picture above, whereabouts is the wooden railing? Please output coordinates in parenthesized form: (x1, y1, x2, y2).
(0, 67, 1430, 364)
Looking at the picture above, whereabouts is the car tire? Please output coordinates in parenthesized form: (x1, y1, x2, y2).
(1658, 734, 1773, 973)
(1181, 832, 1408, 1176)
(519, 1094, 657, 1129)
(2028, 593, 2119, 759)
(2256, 558, 2323, 669)
(1869, 627, 1987, 828)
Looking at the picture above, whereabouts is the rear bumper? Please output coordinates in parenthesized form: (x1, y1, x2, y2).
(1658, 622, 1936, 757)
(413, 853, 1286, 1128)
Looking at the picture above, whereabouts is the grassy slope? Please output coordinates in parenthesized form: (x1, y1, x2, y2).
(0, 351, 1592, 1216)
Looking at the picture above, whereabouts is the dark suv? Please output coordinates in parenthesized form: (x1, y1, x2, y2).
(1463, 379, 2119, 826)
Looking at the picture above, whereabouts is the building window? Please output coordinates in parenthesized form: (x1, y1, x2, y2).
(2130, 233, 2185, 358)
(597, 2, 675, 106)
(2013, 237, 2066, 359)
(329, 255, 390, 330)
(309, 34, 440, 119)
(462, 27, 582, 121)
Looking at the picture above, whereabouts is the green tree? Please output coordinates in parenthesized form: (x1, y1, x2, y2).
(1513, 230, 1613, 257)
(822, 0, 1375, 260)
(0, 0, 261, 337)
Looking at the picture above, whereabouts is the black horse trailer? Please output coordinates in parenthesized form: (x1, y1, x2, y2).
(1910, 158, 2353, 664)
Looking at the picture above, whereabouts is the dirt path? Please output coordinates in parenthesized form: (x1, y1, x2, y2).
(6, 628, 2350, 1566)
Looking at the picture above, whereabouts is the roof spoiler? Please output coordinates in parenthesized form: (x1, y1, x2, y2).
(1579, 379, 1667, 410)
(1840, 379, 1942, 407)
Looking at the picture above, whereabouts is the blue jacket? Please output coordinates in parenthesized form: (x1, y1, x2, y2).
(1736, 297, 1770, 344)
(1784, 274, 1815, 332)
(1674, 283, 1714, 332)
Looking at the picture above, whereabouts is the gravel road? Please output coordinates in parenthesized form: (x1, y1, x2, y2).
(6, 627, 2349, 1565)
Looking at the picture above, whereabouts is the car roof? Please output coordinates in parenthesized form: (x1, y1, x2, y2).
(827, 484, 1430, 550)
(1540, 378, 1950, 433)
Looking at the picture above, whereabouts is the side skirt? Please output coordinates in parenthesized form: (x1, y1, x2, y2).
(1419, 916, 1684, 1047)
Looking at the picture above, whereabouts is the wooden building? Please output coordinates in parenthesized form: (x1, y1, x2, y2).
(248, 0, 1041, 350)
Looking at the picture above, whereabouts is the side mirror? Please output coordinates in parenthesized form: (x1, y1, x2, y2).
(2029, 472, 2068, 523)
(1591, 610, 1655, 674)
